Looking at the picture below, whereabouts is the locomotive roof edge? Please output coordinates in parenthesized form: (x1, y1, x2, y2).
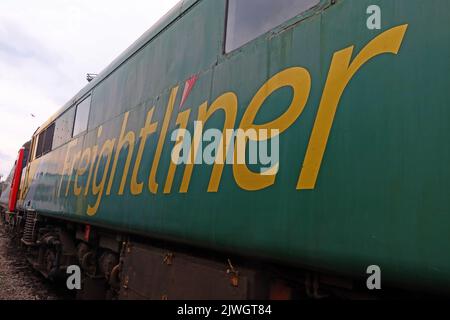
(35, 0, 200, 136)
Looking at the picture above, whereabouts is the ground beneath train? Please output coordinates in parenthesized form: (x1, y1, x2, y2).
(0, 222, 71, 300)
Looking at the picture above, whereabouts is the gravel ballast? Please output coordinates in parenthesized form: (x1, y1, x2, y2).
(0, 221, 65, 300)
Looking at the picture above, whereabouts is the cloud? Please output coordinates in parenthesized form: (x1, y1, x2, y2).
(0, 150, 14, 179)
(0, 0, 180, 179)
(0, 150, 12, 161)
(0, 19, 58, 65)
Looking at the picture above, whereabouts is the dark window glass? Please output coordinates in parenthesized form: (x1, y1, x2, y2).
(35, 132, 45, 159)
(73, 95, 91, 137)
(43, 123, 55, 154)
(22, 148, 29, 168)
(35, 123, 55, 159)
(226, 0, 320, 52)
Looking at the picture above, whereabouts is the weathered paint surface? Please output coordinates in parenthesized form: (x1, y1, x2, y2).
(19, 0, 450, 292)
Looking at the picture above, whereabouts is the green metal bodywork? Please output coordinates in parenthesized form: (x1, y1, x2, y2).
(20, 0, 450, 292)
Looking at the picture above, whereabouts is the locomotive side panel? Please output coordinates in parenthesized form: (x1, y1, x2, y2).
(19, 0, 450, 292)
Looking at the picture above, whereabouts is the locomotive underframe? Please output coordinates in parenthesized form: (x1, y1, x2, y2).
(0, 207, 399, 300)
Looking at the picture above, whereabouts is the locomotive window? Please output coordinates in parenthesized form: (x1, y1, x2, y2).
(35, 131, 44, 159)
(43, 123, 55, 154)
(22, 148, 29, 168)
(53, 106, 75, 149)
(35, 123, 55, 159)
(225, 0, 320, 52)
(73, 95, 91, 137)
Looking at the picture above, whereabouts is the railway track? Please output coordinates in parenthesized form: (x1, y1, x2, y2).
(0, 221, 72, 300)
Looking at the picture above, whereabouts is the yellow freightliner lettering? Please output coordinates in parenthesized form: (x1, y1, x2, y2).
(74, 148, 91, 196)
(87, 138, 115, 216)
(130, 108, 158, 195)
(58, 139, 78, 197)
(53, 24, 408, 216)
(106, 112, 135, 196)
(233, 67, 311, 191)
(297, 24, 408, 190)
(84, 126, 102, 196)
(149, 86, 179, 194)
(164, 109, 191, 194)
(180, 92, 238, 193)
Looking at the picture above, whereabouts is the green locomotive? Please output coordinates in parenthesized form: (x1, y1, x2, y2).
(2, 0, 450, 298)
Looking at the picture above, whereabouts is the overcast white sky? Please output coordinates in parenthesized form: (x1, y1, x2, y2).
(0, 0, 180, 179)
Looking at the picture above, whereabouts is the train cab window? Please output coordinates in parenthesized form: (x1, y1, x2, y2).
(43, 123, 55, 154)
(35, 132, 44, 159)
(73, 95, 91, 137)
(225, 0, 320, 52)
(35, 123, 55, 159)
(53, 106, 75, 149)
(22, 147, 29, 168)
